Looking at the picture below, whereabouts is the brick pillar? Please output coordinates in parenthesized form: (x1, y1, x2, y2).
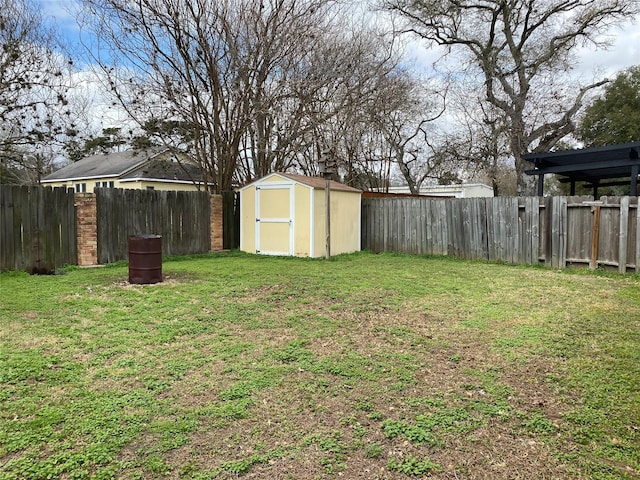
(75, 193, 99, 267)
(210, 194, 223, 251)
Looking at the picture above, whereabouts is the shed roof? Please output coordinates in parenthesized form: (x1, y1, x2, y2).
(246, 172, 361, 193)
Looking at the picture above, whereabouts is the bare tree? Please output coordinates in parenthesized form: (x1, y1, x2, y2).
(77, 0, 405, 192)
(0, 0, 76, 183)
(384, 0, 638, 195)
(431, 77, 515, 195)
(362, 69, 454, 194)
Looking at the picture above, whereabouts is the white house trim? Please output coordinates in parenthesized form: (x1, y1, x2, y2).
(41, 174, 116, 184)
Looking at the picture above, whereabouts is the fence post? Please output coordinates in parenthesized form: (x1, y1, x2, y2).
(210, 194, 223, 251)
(636, 198, 640, 273)
(75, 193, 98, 267)
(618, 197, 629, 273)
(590, 205, 601, 270)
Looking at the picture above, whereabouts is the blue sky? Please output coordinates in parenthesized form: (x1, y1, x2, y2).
(37, 0, 639, 137)
(41, 0, 639, 77)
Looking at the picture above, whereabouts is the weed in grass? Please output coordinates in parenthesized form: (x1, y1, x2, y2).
(319, 455, 346, 474)
(311, 352, 375, 379)
(364, 442, 384, 459)
(196, 398, 253, 421)
(143, 453, 171, 475)
(352, 398, 374, 412)
(270, 340, 313, 363)
(367, 410, 383, 421)
(405, 396, 447, 409)
(210, 448, 283, 476)
(519, 411, 557, 435)
(387, 456, 441, 475)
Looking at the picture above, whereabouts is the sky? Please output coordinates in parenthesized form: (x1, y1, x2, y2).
(38, 0, 639, 134)
(404, 20, 640, 79)
(41, 0, 639, 75)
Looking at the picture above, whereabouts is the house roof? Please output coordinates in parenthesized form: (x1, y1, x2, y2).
(120, 157, 203, 183)
(246, 172, 361, 193)
(42, 148, 168, 182)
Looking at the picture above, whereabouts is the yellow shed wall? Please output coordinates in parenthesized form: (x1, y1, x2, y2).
(312, 189, 360, 257)
(240, 186, 256, 253)
(293, 184, 311, 257)
(331, 190, 361, 255)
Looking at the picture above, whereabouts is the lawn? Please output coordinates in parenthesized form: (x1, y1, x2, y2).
(1, 251, 639, 479)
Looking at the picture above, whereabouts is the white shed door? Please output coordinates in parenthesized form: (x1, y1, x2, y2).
(255, 184, 294, 255)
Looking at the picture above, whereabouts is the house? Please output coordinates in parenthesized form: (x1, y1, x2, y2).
(382, 183, 494, 198)
(41, 148, 208, 192)
(240, 172, 362, 258)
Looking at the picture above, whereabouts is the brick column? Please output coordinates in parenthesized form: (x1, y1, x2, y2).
(210, 194, 223, 251)
(75, 193, 99, 267)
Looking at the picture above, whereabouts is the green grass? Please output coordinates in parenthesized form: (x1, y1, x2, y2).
(0, 251, 638, 479)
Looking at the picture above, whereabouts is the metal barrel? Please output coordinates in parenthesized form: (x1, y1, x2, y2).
(128, 235, 162, 284)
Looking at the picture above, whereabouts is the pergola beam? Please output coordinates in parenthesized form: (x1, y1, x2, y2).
(523, 142, 640, 197)
(524, 158, 639, 175)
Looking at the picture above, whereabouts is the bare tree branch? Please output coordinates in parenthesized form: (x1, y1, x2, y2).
(384, 0, 638, 194)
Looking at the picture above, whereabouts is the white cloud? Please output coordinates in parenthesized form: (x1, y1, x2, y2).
(404, 19, 639, 79)
(574, 25, 640, 78)
(39, 0, 79, 32)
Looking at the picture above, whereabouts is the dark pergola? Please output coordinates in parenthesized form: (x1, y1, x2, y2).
(523, 141, 640, 197)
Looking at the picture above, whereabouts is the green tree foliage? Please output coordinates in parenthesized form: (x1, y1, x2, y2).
(66, 128, 128, 162)
(578, 66, 640, 147)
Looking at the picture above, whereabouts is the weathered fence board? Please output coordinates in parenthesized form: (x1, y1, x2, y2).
(0, 186, 76, 273)
(96, 188, 211, 264)
(362, 196, 639, 272)
(487, 197, 520, 264)
(518, 196, 540, 264)
(636, 200, 640, 273)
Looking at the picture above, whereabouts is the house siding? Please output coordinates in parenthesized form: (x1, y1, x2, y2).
(44, 178, 203, 192)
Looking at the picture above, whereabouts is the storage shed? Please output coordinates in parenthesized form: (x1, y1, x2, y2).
(240, 172, 362, 257)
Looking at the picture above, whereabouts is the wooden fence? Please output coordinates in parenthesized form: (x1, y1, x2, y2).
(222, 191, 240, 250)
(0, 186, 76, 273)
(96, 188, 211, 264)
(3, 185, 638, 274)
(362, 196, 640, 273)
